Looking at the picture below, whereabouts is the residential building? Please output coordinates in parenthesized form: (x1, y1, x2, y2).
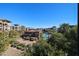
(0, 19, 11, 32)
(21, 28, 42, 40)
(11, 24, 26, 31)
(11, 24, 21, 31)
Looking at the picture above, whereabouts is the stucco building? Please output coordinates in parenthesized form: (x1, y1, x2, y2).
(0, 19, 11, 32)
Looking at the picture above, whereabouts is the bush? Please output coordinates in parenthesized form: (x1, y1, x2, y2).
(22, 40, 53, 56)
(9, 30, 19, 38)
(48, 32, 67, 49)
(11, 41, 25, 51)
(0, 32, 10, 54)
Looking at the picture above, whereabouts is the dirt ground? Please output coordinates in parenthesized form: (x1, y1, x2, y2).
(2, 47, 22, 56)
(2, 37, 36, 56)
(16, 38, 36, 45)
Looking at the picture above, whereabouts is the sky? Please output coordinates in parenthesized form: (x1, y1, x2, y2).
(0, 3, 77, 28)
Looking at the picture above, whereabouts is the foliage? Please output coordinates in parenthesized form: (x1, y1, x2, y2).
(48, 32, 67, 48)
(49, 26, 57, 33)
(58, 23, 70, 34)
(22, 40, 53, 56)
(11, 41, 25, 51)
(0, 30, 19, 54)
(65, 25, 78, 55)
(57, 24, 78, 55)
(9, 30, 19, 38)
(21, 23, 78, 56)
(47, 32, 67, 55)
(0, 32, 10, 54)
(8, 30, 20, 44)
(0, 23, 78, 56)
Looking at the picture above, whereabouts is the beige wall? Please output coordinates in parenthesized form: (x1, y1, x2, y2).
(0, 20, 11, 31)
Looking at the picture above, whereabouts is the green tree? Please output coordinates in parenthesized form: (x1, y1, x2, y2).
(47, 32, 67, 55)
(58, 23, 70, 34)
(50, 26, 57, 32)
(21, 23, 78, 56)
(58, 23, 78, 55)
(66, 25, 78, 55)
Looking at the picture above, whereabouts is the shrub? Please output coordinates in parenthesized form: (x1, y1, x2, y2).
(22, 40, 53, 56)
(0, 32, 10, 54)
(9, 30, 19, 38)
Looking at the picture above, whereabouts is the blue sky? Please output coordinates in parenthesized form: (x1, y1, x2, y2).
(0, 3, 77, 28)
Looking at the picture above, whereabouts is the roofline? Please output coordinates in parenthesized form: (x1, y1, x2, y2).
(0, 19, 11, 23)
